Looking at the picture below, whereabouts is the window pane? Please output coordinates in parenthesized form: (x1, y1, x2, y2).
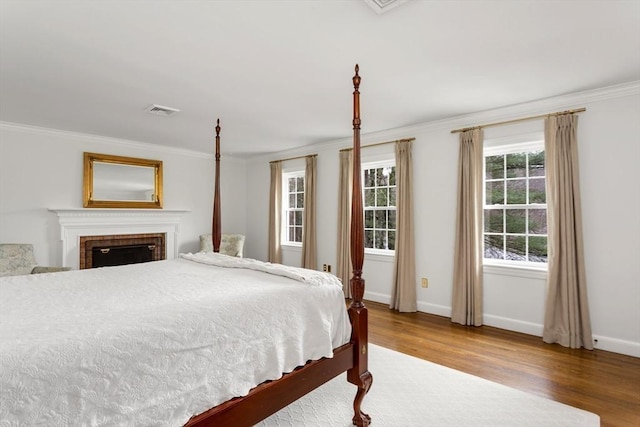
(529, 151, 545, 177)
(288, 211, 295, 225)
(388, 210, 396, 230)
(528, 209, 547, 234)
(486, 181, 504, 205)
(376, 188, 388, 206)
(364, 230, 373, 248)
(295, 210, 303, 225)
(483, 146, 546, 265)
(389, 167, 396, 186)
(364, 210, 373, 228)
(506, 179, 526, 204)
(506, 153, 527, 178)
(528, 236, 548, 262)
(296, 177, 304, 191)
(388, 231, 396, 251)
(505, 209, 526, 233)
(389, 187, 396, 206)
(376, 168, 389, 186)
(484, 209, 504, 233)
(288, 194, 295, 208)
(375, 210, 387, 229)
(297, 192, 304, 208)
(529, 178, 546, 203)
(364, 169, 375, 187)
(289, 227, 295, 242)
(505, 235, 526, 259)
(288, 178, 296, 192)
(486, 155, 504, 179)
(364, 189, 375, 207)
(374, 230, 386, 249)
(484, 235, 504, 259)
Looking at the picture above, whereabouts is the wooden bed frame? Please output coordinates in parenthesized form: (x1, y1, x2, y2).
(185, 65, 372, 426)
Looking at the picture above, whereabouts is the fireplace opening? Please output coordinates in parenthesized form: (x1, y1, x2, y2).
(80, 233, 165, 269)
(92, 244, 154, 268)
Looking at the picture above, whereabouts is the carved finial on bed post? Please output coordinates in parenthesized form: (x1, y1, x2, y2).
(350, 64, 364, 307)
(212, 119, 222, 253)
(347, 64, 372, 427)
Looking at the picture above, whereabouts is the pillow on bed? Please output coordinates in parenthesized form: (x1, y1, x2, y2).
(199, 234, 245, 258)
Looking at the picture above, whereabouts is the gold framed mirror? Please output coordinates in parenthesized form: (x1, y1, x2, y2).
(83, 152, 163, 209)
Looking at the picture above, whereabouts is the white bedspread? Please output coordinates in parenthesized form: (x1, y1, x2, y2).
(0, 254, 351, 426)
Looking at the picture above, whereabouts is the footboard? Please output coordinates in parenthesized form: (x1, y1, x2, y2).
(185, 344, 355, 426)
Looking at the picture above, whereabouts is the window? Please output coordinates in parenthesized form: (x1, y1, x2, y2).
(484, 142, 547, 266)
(283, 171, 304, 244)
(363, 161, 396, 252)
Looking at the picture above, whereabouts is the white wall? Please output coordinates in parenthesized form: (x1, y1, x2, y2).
(0, 123, 247, 264)
(245, 83, 640, 357)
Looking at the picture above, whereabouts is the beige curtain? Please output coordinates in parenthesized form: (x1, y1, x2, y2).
(390, 140, 417, 312)
(337, 150, 353, 298)
(268, 161, 282, 264)
(543, 115, 593, 349)
(301, 156, 317, 270)
(451, 129, 484, 326)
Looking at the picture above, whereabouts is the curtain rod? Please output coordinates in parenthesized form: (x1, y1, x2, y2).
(269, 153, 317, 164)
(450, 108, 586, 134)
(339, 137, 415, 152)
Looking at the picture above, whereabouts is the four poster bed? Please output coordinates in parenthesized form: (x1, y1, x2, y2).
(0, 66, 371, 426)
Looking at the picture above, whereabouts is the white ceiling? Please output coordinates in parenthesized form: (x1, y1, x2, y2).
(1, 0, 638, 156)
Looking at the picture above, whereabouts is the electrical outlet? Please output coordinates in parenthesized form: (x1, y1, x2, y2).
(323, 264, 328, 272)
(421, 278, 428, 288)
(322, 264, 332, 273)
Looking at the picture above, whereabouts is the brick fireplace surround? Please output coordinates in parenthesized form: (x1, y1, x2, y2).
(79, 233, 166, 269)
(49, 209, 188, 270)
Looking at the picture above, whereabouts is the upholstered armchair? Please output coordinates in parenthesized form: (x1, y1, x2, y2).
(199, 234, 245, 258)
(0, 244, 71, 277)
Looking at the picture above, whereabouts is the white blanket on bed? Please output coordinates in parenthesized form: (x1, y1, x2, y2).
(180, 252, 344, 287)
(0, 255, 351, 426)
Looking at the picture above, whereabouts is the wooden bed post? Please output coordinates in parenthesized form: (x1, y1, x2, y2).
(212, 119, 222, 253)
(347, 64, 372, 427)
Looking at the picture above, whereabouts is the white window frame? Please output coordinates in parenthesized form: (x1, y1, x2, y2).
(282, 169, 304, 247)
(362, 159, 396, 256)
(483, 139, 548, 271)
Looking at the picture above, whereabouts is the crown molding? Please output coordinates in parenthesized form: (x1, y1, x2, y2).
(380, 80, 640, 137)
(0, 121, 216, 160)
(4, 80, 638, 165)
(248, 80, 640, 163)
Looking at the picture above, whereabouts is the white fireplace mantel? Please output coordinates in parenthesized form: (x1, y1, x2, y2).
(49, 208, 189, 270)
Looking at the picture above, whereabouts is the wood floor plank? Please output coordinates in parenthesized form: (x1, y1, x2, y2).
(364, 300, 640, 427)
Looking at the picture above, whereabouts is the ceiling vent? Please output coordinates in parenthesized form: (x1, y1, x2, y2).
(363, 0, 409, 14)
(144, 104, 180, 117)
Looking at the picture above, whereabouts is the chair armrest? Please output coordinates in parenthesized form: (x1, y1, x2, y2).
(31, 266, 72, 274)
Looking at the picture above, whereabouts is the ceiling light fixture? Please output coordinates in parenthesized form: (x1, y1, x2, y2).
(144, 104, 180, 117)
(363, 0, 409, 14)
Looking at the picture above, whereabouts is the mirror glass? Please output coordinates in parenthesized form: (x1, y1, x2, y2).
(83, 152, 163, 209)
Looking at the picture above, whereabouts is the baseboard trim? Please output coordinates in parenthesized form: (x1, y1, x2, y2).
(592, 335, 640, 358)
(483, 314, 544, 337)
(364, 292, 640, 358)
(364, 291, 390, 305)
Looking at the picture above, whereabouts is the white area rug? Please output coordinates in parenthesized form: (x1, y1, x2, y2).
(259, 344, 599, 427)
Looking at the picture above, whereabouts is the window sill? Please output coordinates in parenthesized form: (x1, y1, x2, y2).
(483, 263, 547, 280)
(364, 250, 395, 263)
(281, 242, 302, 248)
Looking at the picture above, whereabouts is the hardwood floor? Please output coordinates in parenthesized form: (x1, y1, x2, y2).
(364, 300, 640, 427)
